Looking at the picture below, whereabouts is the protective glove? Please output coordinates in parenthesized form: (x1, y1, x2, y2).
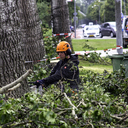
(34, 79, 45, 88)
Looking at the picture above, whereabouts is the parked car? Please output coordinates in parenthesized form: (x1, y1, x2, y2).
(83, 25, 89, 34)
(99, 22, 116, 38)
(84, 25, 100, 38)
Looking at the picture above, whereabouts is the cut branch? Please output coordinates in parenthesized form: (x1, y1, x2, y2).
(0, 69, 32, 94)
(110, 114, 128, 123)
(64, 93, 78, 120)
(7, 83, 21, 92)
(118, 115, 128, 124)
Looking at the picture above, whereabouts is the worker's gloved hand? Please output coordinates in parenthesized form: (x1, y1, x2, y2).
(34, 79, 45, 88)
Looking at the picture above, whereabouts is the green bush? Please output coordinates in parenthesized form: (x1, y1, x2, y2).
(1, 63, 128, 127)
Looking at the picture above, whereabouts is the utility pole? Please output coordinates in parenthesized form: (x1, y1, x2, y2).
(115, 0, 123, 54)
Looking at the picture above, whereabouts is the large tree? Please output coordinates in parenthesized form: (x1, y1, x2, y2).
(0, 0, 45, 98)
(86, 0, 115, 24)
(104, 0, 115, 22)
(51, 0, 74, 52)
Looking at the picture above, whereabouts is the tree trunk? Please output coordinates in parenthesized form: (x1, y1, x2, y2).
(18, 0, 45, 69)
(0, 0, 28, 98)
(115, 0, 123, 54)
(51, 0, 74, 53)
(0, 0, 45, 98)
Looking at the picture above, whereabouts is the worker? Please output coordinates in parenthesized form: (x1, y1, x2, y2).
(34, 41, 79, 94)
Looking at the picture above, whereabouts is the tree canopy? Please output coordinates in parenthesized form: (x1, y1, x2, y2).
(36, 0, 128, 27)
(36, 1, 51, 28)
(86, 0, 115, 24)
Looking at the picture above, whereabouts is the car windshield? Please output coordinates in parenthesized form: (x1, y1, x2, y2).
(87, 27, 99, 30)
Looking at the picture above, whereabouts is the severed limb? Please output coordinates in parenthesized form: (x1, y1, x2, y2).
(0, 69, 32, 94)
(64, 93, 78, 120)
(7, 83, 21, 92)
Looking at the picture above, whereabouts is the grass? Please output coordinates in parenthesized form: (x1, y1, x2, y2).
(72, 39, 114, 74)
(72, 39, 116, 51)
(78, 59, 113, 74)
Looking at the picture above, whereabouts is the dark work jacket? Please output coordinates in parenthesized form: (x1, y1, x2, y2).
(44, 55, 79, 90)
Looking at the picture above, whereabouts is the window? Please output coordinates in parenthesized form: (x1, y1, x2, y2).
(104, 23, 109, 28)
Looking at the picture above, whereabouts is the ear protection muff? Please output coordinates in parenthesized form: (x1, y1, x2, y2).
(66, 44, 72, 55)
(66, 49, 71, 55)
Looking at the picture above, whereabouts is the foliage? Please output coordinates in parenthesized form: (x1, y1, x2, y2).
(86, 1, 102, 24)
(86, 0, 115, 24)
(1, 42, 128, 127)
(1, 67, 128, 127)
(104, 0, 115, 22)
(82, 42, 111, 65)
(42, 28, 59, 58)
(76, 0, 96, 14)
(83, 52, 111, 65)
(36, 1, 51, 28)
(36, 0, 82, 27)
(27, 61, 52, 82)
(80, 65, 128, 96)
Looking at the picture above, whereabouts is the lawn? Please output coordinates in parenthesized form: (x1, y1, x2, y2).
(78, 59, 113, 74)
(72, 39, 114, 74)
(72, 39, 116, 51)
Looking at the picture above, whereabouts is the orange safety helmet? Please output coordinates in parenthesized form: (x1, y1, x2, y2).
(56, 41, 72, 55)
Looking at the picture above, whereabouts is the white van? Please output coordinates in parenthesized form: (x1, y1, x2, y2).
(122, 15, 128, 48)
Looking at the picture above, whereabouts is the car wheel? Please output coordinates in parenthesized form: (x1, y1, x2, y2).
(110, 32, 114, 38)
(99, 32, 103, 38)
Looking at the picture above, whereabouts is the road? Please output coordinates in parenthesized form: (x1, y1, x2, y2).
(71, 28, 128, 57)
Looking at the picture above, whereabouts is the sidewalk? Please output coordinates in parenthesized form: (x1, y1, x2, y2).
(75, 49, 128, 57)
(71, 29, 83, 39)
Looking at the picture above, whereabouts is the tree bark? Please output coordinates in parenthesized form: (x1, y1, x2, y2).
(51, 0, 74, 53)
(0, 0, 45, 98)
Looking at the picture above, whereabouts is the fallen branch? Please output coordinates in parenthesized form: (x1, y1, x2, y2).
(110, 114, 128, 123)
(0, 69, 32, 94)
(64, 93, 78, 110)
(64, 93, 78, 120)
(7, 83, 21, 92)
(118, 115, 128, 124)
(77, 99, 87, 108)
(88, 120, 94, 128)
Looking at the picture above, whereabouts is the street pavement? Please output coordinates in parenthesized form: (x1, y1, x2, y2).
(71, 28, 128, 57)
(71, 28, 83, 39)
